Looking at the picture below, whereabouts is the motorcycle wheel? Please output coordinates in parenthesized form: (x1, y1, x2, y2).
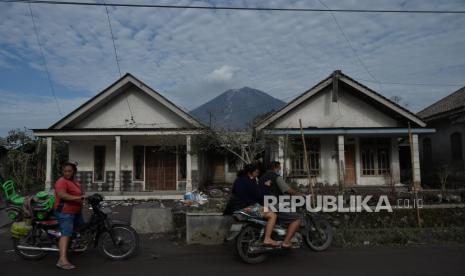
(304, 217, 333, 251)
(12, 237, 48, 260)
(98, 225, 139, 260)
(235, 225, 268, 264)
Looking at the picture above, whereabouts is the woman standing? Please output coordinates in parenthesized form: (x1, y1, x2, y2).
(231, 164, 279, 247)
(53, 162, 84, 270)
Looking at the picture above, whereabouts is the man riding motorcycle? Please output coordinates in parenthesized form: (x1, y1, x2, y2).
(259, 161, 302, 249)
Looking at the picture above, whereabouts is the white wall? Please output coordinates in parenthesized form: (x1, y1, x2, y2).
(69, 140, 115, 171)
(272, 86, 398, 129)
(74, 87, 190, 129)
(268, 135, 401, 186)
(269, 136, 338, 186)
(69, 136, 195, 190)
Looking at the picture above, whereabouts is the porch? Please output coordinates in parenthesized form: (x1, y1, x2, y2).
(265, 127, 435, 188)
(35, 129, 201, 196)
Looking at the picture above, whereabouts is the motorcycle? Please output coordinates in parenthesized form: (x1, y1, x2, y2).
(10, 193, 139, 261)
(226, 209, 333, 264)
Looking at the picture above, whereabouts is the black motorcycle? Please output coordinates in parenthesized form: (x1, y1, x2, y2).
(11, 194, 139, 261)
(226, 209, 333, 264)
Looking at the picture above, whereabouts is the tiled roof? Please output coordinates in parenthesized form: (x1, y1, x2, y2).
(417, 85, 465, 119)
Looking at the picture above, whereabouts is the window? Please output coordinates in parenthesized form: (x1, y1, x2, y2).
(93, 146, 106, 182)
(290, 138, 320, 177)
(361, 146, 376, 175)
(133, 146, 144, 181)
(360, 138, 390, 176)
(450, 132, 463, 161)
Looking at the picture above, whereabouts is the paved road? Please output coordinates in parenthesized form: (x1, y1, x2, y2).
(0, 226, 464, 276)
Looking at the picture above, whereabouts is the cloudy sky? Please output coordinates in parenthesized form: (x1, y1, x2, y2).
(0, 0, 464, 135)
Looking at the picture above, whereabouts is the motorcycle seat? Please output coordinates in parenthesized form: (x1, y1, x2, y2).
(233, 210, 266, 222)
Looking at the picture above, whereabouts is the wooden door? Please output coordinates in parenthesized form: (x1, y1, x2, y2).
(210, 154, 225, 183)
(344, 144, 356, 185)
(145, 147, 177, 190)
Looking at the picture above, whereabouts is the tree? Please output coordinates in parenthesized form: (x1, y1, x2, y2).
(1, 128, 68, 192)
(436, 165, 451, 202)
(194, 129, 264, 165)
(390, 95, 410, 109)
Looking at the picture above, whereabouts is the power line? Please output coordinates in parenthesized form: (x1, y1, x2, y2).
(2, 0, 465, 14)
(279, 77, 464, 102)
(103, 0, 121, 77)
(101, 0, 135, 126)
(318, 0, 381, 88)
(354, 78, 464, 87)
(27, 2, 63, 116)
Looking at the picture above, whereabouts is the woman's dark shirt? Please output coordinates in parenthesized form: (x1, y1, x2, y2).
(231, 176, 269, 211)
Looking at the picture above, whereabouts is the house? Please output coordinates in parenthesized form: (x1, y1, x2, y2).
(197, 131, 251, 186)
(255, 70, 434, 188)
(417, 85, 465, 187)
(33, 73, 206, 198)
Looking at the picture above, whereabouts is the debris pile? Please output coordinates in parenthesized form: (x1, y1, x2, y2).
(180, 190, 208, 207)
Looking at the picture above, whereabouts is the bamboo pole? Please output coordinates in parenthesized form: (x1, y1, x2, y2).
(299, 119, 315, 208)
(408, 122, 422, 227)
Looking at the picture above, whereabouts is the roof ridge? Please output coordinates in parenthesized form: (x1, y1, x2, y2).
(48, 73, 206, 129)
(255, 70, 425, 129)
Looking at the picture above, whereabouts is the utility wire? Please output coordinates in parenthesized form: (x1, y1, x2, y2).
(3, 0, 465, 14)
(102, 0, 135, 126)
(103, 0, 121, 77)
(27, 2, 63, 116)
(318, 0, 381, 88)
(354, 78, 464, 87)
(279, 77, 464, 101)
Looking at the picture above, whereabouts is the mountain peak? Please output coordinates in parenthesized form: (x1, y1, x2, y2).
(190, 87, 285, 130)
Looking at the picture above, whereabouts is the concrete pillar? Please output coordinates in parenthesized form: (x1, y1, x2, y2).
(337, 135, 345, 187)
(45, 137, 53, 190)
(412, 134, 421, 189)
(186, 135, 192, 192)
(278, 136, 285, 174)
(114, 135, 121, 193)
(390, 137, 401, 185)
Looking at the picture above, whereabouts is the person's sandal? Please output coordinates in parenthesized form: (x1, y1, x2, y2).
(56, 263, 76, 270)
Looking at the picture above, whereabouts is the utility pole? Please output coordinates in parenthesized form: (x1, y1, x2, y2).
(408, 122, 422, 227)
(299, 119, 315, 208)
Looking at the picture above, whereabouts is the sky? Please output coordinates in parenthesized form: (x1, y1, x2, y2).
(0, 0, 464, 136)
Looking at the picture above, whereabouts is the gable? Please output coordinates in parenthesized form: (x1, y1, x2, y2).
(256, 71, 426, 130)
(50, 73, 203, 130)
(72, 86, 191, 129)
(272, 85, 399, 128)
